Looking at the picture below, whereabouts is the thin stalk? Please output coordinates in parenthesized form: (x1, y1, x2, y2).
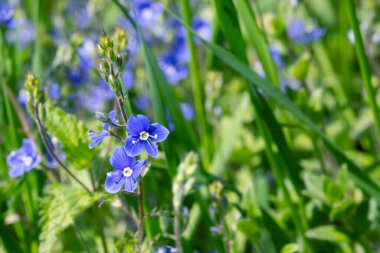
(137, 180, 144, 251)
(35, 105, 92, 194)
(117, 97, 129, 124)
(97, 136, 113, 190)
(179, 0, 211, 168)
(346, 0, 380, 140)
(94, 207, 109, 253)
(174, 209, 182, 253)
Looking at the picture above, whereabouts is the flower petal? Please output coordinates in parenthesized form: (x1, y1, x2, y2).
(145, 140, 158, 158)
(110, 146, 134, 171)
(125, 177, 138, 192)
(108, 109, 117, 120)
(148, 123, 169, 142)
(22, 138, 37, 157)
(125, 136, 144, 157)
(132, 160, 147, 181)
(126, 114, 150, 136)
(9, 166, 25, 178)
(105, 171, 124, 193)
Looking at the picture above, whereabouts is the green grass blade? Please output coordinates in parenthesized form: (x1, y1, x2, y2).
(345, 0, 380, 140)
(179, 0, 212, 167)
(234, 0, 279, 86)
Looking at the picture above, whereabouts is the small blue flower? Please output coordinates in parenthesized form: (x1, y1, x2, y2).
(154, 246, 175, 253)
(18, 89, 27, 107)
(159, 52, 188, 85)
(287, 19, 326, 44)
(7, 138, 41, 178)
(134, 95, 151, 111)
(66, 66, 88, 86)
(125, 114, 169, 158)
(0, 2, 14, 28)
(45, 135, 66, 169)
(45, 83, 60, 100)
(134, 0, 163, 28)
(105, 146, 147, 193)
(180, 102, 194, 121)
(269, 45, 285, 68)
(123, 68, 135, 91)
(89, 110, 119, 149)
(192, 17, 212, 44)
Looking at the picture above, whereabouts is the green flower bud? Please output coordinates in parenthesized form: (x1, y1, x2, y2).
(25, 73, 39, 92)
(116, 54, 124, 72)
(99, 59, 110, 75)
(107, 48, 117, 62)
(108, 74, 119, 94)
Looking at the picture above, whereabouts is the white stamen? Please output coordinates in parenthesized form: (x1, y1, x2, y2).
(122, 167, 133, 177)
(139, 131, 150, 141)
(21, 156, 33, 166)
(132, 140, 137, 144)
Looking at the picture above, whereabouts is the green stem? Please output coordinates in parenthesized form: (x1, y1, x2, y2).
(35, 105, 92, 194)
(179, 0, 211, 168)
(345, 0, 380, 140)
(137, 180, 144, 251)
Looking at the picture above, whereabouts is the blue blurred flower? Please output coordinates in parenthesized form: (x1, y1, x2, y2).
(45, 135, 66, 169)
(78, 39, 96, 72)
(123, 68, 135, 91)
(18, 89, 27, 107)
(125, 114, 169, 158)
(159, 52, 188, 85)
(280, 79, 302, 92)
(6, 19, 34, 48)
(79, 81, 114, 112)
(180, 102, 194, 120)
(134, 95, 151, 111)
(192, 17, 212, 44)
(66, 66, 88, 86)
(0, 2, 14, 28)
(269, 45, 285, 68)
(287, 20, 325, 44)
(105, 146, 147, 193)
(154, 246, 175, 253)
(134, 0, 163, 28)
(89, 110, 118, 149)
(45, 83, 60, 100)
(7, 138, 41, 178)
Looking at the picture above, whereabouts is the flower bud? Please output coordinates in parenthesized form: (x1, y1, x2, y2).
(25, 73, 39, 92)
(95, 111, 108, 122)
(107, 48, 117, 62)
(97, 44, 106, 57)
(99, 59, 110, 75)
(116, 54, 124, 72)
(108, 74, 119, 94)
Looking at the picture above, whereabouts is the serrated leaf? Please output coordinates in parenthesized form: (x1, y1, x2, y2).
(305, 225, 350, 243)
(38, 184, 101, 253)
(43, 104, 95, 169)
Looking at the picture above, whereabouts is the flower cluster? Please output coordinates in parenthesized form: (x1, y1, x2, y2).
(0, 2, 14, 28)
(104, 114, 169, 193)
(287, 19, 326, 44)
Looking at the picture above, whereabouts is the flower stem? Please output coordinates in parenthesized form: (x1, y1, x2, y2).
(137, 180, 144, 251)
(117, 96, 129, 124)
(174, 209, 182, 253)
(34, 104, 92, 194)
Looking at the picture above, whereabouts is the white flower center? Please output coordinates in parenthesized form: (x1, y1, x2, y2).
(21, 156, 33, 166)
(122, 167, 133, 177)
(139, 131, 150, 141)
(141, 9, 153, 21)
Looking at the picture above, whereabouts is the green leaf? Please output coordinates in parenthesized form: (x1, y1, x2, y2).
(305, 225, 350, 243)
(43, 104, 95, 169)
(281, 243, 299, 253)
(237, 218, 261, 240)
(38, 184, 101, 253)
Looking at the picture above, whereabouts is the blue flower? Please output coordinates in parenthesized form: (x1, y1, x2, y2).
(45, 135, 66, 169)
(134, 0, 163, 28)
(125, 114, 169, 158)
(89, 110, 119, 149)
(18, 89, 27, 107)
(192, 17, 212, 44)
(0, 2, 14, 28)
(105, 146, 147, 193)
(123, 68, 135, 91)
(45, 83, 60, 100)
(7, 138, 41, 178)
(180, 102, 194, 121)
(287, 19, 326, 44)
(66, 66, 88, 86)
(269, 45, 285, 68)
(154, 246, 175, 253)
(6, 19, 34, 48)
(159, 52, 188, 85)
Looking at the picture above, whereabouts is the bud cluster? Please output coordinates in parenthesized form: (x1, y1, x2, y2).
(97, 29, 129, 96)
(172, 152, 198, 210)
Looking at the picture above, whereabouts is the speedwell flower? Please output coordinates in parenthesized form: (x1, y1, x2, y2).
(88, 110, 119, 149)
(105, 146, 147, 193)
(7, 138, 41, 178)
(125, 114, 169, 158)
(0, 2, 14, 29)
(287, 19, 325, 44)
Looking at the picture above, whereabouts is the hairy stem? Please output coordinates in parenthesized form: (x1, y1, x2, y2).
(34, 104, 92, 194)
(174, 209, 182, 253)
(137, 180, 144, 251)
